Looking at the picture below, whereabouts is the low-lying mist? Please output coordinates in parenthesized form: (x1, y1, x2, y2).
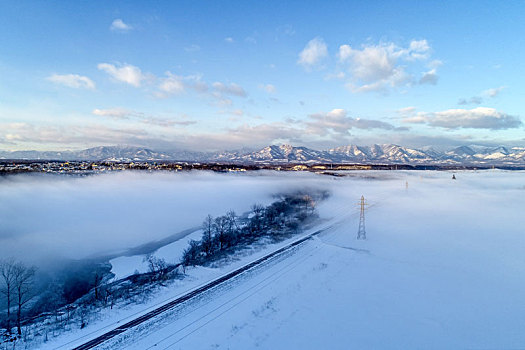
(2, 169, 524, 272)
(0, 171, 331, 265)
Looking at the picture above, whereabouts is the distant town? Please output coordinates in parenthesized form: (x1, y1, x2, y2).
(1, 159, 519, 176)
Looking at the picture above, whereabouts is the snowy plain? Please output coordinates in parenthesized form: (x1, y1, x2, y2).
(3, 169, 525, 349)
(100, 170, 525, 349)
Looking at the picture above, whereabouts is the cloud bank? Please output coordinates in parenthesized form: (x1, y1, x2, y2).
(403, 107, 522, 130)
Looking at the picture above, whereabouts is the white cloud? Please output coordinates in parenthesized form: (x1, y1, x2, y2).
(458, 86, 506, 105)
(47, 74, 95, 90)
(338, 39, 437, 92)
(483, 86, 505, 98)
(157, 73, 208, 97)
(217, 98, 233, 106)
(225, 37, 234, 43)
(97, 63, 146, 87)
(212, 82, 247, 97)
(307, 108, 408, 135)
(298, 37, 328, 69)
(259, 84, 276, 94)
(403, 107, 522, 130)
(93, 107, 130, 119)
(339, 43, 396, 82)
(458, 96, 483, 105)
(406, 39, 430, 60)
(0, 122, 151, 147)
(153, 73, 245, 104)
(92, 108, 196, 127)
(419, 69, 438, 85)
(347, 70, 410, 93)
(158, 73, 185, 95)
(110, 19, 132, 32)
(397, 106, 417, 117)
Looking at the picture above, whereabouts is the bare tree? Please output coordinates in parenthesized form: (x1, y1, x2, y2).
(214, 216, 229, 250)
(202, 215, 214, 256)
(226, 210, 239, 231)
(12, 261, 36, 335)
(93, 272, 103, 301)
(0, 258, 16, 334)
(143, 254, 168, 281)
(250, 204, 265, 234)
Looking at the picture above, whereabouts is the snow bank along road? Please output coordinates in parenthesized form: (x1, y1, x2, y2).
(71, 225, 332, 350)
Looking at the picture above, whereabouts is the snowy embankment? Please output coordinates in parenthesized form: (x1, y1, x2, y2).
(110, 229, 203, 280)
(78, 170, 525, 349)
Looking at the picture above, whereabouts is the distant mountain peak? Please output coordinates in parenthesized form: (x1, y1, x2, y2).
(1, 143, 524, 165)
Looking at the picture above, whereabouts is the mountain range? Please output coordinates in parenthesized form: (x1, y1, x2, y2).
(1, 144, 525, 166)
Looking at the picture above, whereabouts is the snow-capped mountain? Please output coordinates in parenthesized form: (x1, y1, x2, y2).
(1, 144, 525, 165)
(236, 145, 332, 163)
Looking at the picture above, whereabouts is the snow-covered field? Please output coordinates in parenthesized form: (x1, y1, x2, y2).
(5, 169, 525, 349)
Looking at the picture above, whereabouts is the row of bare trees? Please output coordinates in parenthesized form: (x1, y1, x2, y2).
(0, 258, 36, 336)
(181, 192, 320, 268)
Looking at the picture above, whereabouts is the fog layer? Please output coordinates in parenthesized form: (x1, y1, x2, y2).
(2, 169, 524, 272)
(0, 171, 326, 263)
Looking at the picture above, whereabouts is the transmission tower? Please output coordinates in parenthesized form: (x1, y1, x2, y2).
(357, 195, 368, 240)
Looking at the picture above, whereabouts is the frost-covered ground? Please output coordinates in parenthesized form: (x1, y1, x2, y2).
(5, 170, 525, 349)
(40, 169, 525, 349)
(110, 229, 204, 279)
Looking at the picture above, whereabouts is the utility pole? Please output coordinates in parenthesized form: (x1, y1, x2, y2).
(405, 181, 408, 190)
(357, 195, 368, 240)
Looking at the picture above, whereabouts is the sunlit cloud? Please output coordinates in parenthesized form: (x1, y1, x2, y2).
(47, 74, 95, 89)
(92, 108, 196, 127)
(212, 82, 247, 97)
(298, 37, 328, 69)
(483, 86, 505, 98)
(419, 69, 438, 85)
(259, 84, 276, 94)
(97, 63, 147, 87)
(457, 86, 506, 105)
(403, 107, 522, 130)
(307, 109, 408, 135)
(110, 18, 132, 32)
(338, 39, 438, 92)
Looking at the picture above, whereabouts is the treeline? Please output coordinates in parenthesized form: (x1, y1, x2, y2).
(1, 257, 173, 347)
(181, 191, 326, 268)
(0, 259, 113, 345)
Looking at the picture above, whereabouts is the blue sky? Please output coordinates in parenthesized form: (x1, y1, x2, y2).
(1, 0, 524, 151)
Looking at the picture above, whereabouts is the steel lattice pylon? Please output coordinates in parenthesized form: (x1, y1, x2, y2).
(357, 195, 367, 240)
